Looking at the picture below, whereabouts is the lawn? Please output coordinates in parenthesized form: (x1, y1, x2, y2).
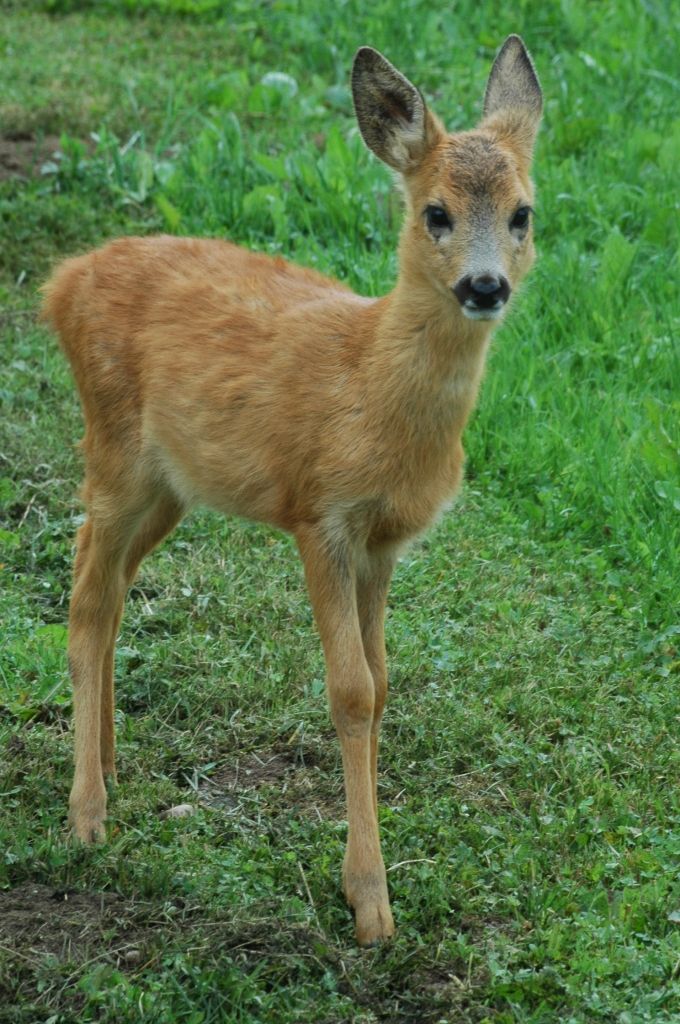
(1, 1, 679, 1021)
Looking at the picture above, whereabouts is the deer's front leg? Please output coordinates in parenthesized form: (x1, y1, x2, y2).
(296, 526, 394, 946)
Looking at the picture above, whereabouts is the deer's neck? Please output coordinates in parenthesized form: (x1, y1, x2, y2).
(366, 271, 494, 438)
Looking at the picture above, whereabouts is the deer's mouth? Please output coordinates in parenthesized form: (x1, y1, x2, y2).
(460, 300, 506, 321)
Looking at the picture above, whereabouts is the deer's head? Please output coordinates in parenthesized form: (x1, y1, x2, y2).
(352, 36, 542, 322)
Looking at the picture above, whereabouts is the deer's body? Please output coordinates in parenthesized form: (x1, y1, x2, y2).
(42, 37, 542, 946)
(48, 234, 479, 540)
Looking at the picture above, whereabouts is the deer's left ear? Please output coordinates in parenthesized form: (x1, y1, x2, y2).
(482, 35, 542, 162)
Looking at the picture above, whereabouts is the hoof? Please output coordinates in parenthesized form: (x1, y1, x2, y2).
(354, 899, 395, 947)
(70, 816, 106, 844)
(344, 864, 395, 947)
(68, 784, 107, 844)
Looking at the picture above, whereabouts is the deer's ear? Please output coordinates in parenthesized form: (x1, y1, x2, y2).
(482, 35, 542, 161)
(352, 47, 443, 173)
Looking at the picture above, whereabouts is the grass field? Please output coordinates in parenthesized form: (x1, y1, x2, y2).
(1, 1, 679, 1021)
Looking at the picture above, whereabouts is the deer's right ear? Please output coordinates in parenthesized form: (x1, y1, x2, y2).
(352, 47, 442, 173)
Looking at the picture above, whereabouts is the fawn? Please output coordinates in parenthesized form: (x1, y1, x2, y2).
(41, 36, 542, 946)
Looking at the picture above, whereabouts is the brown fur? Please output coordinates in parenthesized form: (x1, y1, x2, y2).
(41, 36, 541, 946)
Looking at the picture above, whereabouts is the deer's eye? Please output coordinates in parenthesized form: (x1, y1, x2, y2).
(425, 205, 453, 235)
(510, 206, 532, 231)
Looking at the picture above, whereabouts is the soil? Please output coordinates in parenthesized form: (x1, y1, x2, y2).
(198, 743, 345, 820)
(0, 883, 194, 1019)
(0, 883, 147, 965)
(0, 134, 61, 182)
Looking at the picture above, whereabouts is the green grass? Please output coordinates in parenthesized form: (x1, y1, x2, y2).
(1, 1, 679, 1021)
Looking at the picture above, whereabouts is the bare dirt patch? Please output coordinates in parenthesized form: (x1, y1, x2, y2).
(342, 955, 490, 1024)
(0, 884, 201, 1020)
(0, 883, 148, 966)
(198, 743, 345, 821)
(0, 134, 61, 182)
(205, 750, 293, 797)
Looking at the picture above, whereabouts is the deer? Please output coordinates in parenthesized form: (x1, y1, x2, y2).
(41, 35, 542, 946)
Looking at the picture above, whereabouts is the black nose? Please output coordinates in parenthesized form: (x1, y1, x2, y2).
(453, 273, 511, 310)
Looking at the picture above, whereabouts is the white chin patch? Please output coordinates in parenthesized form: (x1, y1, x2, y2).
(462, 302, 504, 322)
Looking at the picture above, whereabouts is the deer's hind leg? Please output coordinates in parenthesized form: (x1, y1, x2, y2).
(98, 492, 185, 785)
(67, 472, 180, 843)
(356, 546, 397, 816)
